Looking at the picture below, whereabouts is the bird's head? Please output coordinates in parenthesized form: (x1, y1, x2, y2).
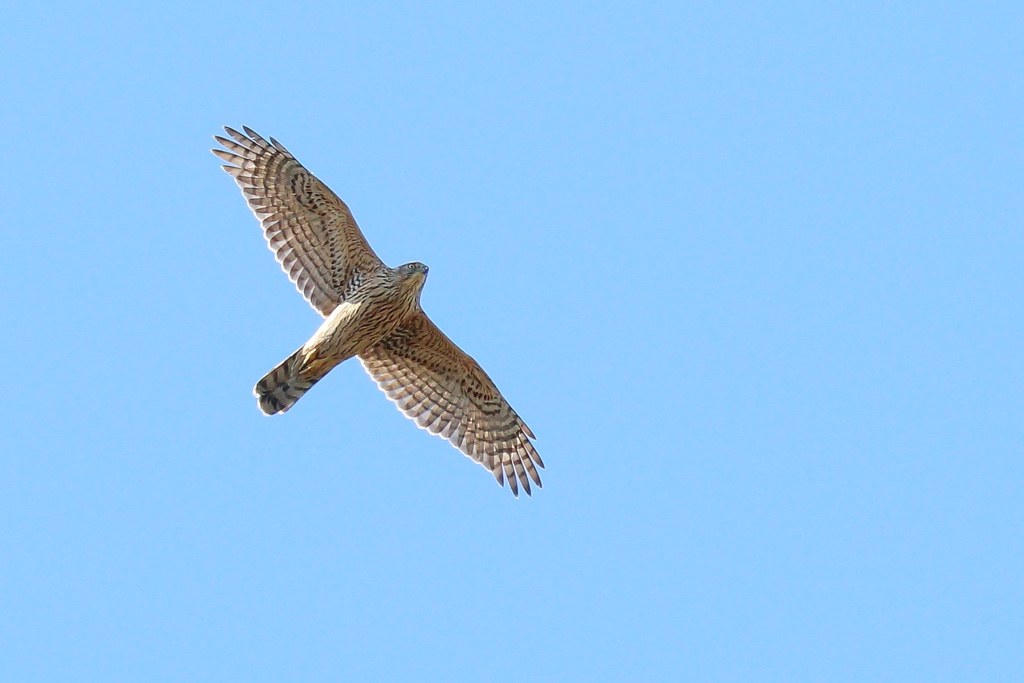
(397, 262, 429, 291)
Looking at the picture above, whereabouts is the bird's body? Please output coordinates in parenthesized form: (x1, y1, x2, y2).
(255, 264, 427, 415)
(213, 126, 543, 496)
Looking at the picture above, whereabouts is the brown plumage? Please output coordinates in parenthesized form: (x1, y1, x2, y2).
(212, 126, 543, 496)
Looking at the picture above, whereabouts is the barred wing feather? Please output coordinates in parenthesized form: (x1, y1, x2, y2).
(359, 312, 542, 496)
(212, 126, 384, 316)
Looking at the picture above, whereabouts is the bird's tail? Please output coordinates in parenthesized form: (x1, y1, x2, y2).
(254, 348, 322, 415)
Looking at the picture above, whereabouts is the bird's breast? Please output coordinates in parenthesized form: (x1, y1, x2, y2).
(302, 286, 419, 363)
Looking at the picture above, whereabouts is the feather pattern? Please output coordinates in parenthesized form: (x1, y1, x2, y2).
(213, 126, 383, 316)
(359, 312, 542, 496)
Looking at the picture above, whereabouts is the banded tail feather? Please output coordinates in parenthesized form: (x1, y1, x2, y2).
(254, 349, 322, 415)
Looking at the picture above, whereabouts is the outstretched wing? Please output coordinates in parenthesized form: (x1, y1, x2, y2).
(212, 126, 384, 317)
(359, 312, 543, 497)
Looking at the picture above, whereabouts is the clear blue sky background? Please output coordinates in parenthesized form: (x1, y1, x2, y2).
(1, 2, 1021, 681)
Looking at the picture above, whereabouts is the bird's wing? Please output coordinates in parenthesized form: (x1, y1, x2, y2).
(212, 126, 384, 317)
(358, 311, 543, 497)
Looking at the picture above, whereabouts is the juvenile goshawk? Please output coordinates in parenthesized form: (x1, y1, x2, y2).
(212, 127, 543, 496)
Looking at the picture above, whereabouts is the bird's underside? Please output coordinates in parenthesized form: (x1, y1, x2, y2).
(212, 126, 543, 496)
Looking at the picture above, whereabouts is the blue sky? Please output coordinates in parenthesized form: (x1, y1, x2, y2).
(1, 1, 1021, 680)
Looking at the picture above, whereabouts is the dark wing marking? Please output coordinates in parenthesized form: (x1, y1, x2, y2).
(359, 312, 542, 496)
(213, 126, 384, 316)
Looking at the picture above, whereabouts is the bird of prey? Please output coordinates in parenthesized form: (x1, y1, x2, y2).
(212, 127, 543, 496)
